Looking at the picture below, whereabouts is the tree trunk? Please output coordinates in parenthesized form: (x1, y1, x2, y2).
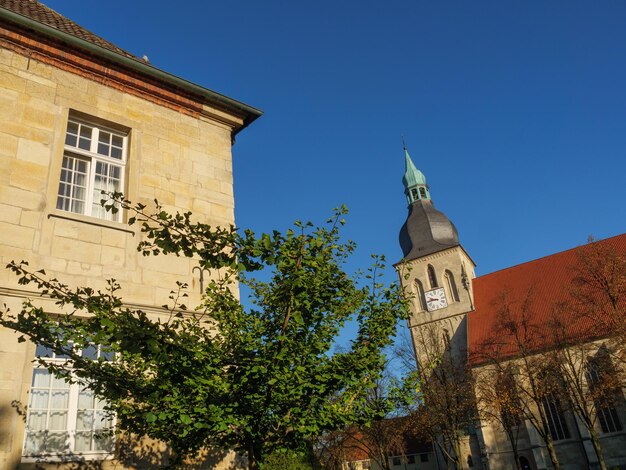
(545, 438, 560, 470)
(247, 441, 260, 470)
(450, 435, 462, 470)
(504, 426, 522, 470)
(588, 427, 608, 470)
(511, 447, 522, 470)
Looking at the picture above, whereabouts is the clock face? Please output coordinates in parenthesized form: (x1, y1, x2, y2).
(425, 287, 448, 312)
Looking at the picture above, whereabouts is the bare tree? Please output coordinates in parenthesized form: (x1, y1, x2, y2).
(473, 364, 524, 470)
(402, 323, 476, 470)
(476, 290, 563, 470)
(314, 358, 413, 470)
(570, 237, 626, 369)
(543, 240, 626, 470)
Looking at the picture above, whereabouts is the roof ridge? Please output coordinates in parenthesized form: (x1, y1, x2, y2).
(476, 232, 626, 280)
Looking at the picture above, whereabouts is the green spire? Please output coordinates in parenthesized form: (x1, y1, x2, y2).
(402, 146, 431, 205)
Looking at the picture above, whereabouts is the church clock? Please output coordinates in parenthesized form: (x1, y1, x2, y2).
(425, 287, 448, 311)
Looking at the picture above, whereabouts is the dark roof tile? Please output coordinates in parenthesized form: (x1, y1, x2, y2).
(0, 0, 138, 59)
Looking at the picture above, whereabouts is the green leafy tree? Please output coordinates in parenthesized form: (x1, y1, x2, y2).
(0, 195, 408, 469)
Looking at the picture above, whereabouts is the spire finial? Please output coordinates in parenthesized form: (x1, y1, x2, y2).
(402, 135, 407, 151)
(401, 140, 431, 205)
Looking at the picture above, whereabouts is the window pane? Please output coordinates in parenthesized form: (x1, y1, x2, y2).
(94, 432, 114, 452)
(24, 432, 45, 454)
(92, 161, 122, 220)
(66, 121, 78, 135)
(78, 387, 95, 409)
(30, 390, 49, 409)
(46, 431, 69, 453)
(94, 410, 111, 429)
(27, 411, 47, 430)
(78, 137, 90, 150)
(101, 348, 115, 362)
(95, 396, 108, 410)
(111, 135, 124, 160)
(98, 131, 111, 156)
(82, 344, 98, 360)
(65, 122, 78, 147)
(76, 410, 94, 431)
(50, 390, 69, 409)
(75, 431, 92, 452)
(48, 411, 68, 430)
(98, 142, 110, 156)
(57, 155, 89, 216)
(51, 374, 70, 389)
(65, 134, 77, 147)
(32, 369, 51, 387)
(71, 198, 85, 214)
(78, 124, 92, 151)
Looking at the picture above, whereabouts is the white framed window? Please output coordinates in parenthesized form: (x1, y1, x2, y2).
(23, 343, 115, 458)
(56, 117, 128, 222)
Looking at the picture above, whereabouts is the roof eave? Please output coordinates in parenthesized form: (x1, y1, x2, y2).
(0, 6, 263, 134)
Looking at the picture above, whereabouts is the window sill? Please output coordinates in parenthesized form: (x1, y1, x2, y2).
(22, 452, 114, 463)
(48, 210, 135, 235)
(598, 429, 626, 437)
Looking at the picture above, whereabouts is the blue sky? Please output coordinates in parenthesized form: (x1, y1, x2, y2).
(44, 1, 626, 290)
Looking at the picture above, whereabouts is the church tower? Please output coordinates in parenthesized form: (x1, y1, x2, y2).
(397, 146, 476, 359)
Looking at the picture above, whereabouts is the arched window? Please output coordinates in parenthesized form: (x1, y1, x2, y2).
(427, 265, 438, 288)
(541, 394, 570, 440)
(415, 279, 426, 311)
(411, 188, 419, 200)
(496, 369, 522, 428)
(445, 270, 460, 302)
(419, 187, 427, 198)
(519, 457, 531, 470)
(587, 352, 623, 433)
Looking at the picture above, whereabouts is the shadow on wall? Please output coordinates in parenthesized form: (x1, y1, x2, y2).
(0, 400, 26, 469)
(0, 402, 243, 470)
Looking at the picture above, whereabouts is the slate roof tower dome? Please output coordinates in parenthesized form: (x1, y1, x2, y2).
(399, 147, 460, 260)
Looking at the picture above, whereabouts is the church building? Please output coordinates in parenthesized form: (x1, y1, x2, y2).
(398, 148, 626, 470)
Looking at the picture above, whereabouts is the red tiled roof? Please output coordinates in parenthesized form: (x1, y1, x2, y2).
(0, 0, 138, 59)
(468, 233, 626, 366)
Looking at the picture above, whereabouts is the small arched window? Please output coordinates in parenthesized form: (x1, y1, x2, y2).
(445, 270, 460, 302)
(419, 187, 427, 198)
(411, 188, 419, 200)
(427, 265, 438, 288)
(415, 279, 426, 311)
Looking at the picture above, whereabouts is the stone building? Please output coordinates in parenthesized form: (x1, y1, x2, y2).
(339, 418, 436, 470)
(397, 148, 625, 470)
(0, 0, 260, 467)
